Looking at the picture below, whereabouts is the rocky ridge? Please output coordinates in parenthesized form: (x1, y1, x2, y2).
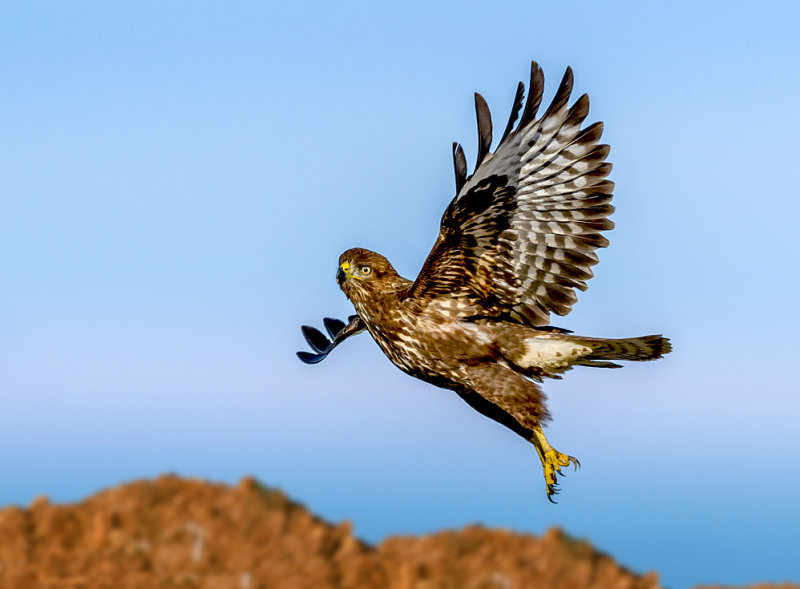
(0, 475, 795, 589)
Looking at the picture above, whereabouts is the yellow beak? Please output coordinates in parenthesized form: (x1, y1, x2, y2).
(337, 261, 358, 285)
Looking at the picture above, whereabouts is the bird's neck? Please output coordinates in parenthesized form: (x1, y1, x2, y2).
(347, 279, 410, 329)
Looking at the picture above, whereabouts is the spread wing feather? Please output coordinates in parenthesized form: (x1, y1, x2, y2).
(452, 142, 468, 194)
(406, 62, 614, 325)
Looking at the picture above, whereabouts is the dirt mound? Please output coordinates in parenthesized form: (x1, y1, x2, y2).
(0, 475, 794, 589)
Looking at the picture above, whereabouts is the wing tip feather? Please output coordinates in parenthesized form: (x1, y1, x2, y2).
(500, 81, 525, 146)
(474, 92, 493, 169)
(542, 66, 574, 119)
(453, 142, 467, 193)
(519, 61, 544, 129)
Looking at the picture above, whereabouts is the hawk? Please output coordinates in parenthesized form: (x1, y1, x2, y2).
(298, 61, 671, 501)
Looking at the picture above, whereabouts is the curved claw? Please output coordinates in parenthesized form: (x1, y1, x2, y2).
(546, 484, 560, 503)
(569, 456, 581, 470)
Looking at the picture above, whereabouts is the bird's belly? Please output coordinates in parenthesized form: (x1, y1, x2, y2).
(368, 319, 488, 385)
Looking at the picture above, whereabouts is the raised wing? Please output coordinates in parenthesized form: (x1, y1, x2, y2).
(297, 315, 365, 364)
(407, 62, 614, 326)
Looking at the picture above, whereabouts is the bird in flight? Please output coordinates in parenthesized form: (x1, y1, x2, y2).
(298, 61, 671, 501)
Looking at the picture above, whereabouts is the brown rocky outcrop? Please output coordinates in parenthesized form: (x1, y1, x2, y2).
(0, 475, 795, 589)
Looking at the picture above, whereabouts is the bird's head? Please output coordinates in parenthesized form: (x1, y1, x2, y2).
(336, 248, 398, 300)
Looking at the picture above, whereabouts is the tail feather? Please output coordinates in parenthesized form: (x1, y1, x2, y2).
(575, 334, 672, 364)
(511, 331, 671, 376)
(574, 359, 623, 369)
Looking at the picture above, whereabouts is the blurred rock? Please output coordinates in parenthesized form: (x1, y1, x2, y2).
(0, 475, 794, 589)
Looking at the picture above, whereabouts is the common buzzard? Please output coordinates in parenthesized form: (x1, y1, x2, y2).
(298, 62, 671, 501)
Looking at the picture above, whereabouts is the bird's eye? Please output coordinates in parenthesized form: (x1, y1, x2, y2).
(360, 265, 372, 275)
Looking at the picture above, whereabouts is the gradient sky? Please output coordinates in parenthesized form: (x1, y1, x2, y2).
(2, 2, 799, 588)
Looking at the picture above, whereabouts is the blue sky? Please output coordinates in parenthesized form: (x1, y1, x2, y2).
(2, 2, 799, 587)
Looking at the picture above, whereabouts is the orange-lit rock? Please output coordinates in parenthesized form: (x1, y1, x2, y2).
(0, 476, 795, 589)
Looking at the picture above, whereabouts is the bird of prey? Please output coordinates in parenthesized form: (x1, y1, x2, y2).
(298, 61, 671, 501)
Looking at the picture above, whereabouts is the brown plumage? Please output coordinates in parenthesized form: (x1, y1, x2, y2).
(299, 62, 671, 501)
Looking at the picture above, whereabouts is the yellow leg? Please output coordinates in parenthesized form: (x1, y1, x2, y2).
(531, 426, 580, 502)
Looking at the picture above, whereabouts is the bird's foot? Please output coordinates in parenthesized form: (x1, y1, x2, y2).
(541, 448, 580, 502)
(531, 426, 579, 503)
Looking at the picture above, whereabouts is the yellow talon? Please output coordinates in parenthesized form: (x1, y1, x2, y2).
(531, 426, 580, 501)
(543, 449, 569, 482)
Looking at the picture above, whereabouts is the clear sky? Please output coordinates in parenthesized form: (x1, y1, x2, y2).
(2, 2, 799, 587)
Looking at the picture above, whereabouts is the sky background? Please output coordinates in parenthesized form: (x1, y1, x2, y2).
(2, 2, 799, 587)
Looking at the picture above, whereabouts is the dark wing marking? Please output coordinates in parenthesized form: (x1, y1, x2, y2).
(407, 61, 614, 325)
(407, 174, 516, 305)
(297, 314, 365, 364)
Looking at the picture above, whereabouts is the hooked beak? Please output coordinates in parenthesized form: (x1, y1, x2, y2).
(337, 261, 352, 286)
